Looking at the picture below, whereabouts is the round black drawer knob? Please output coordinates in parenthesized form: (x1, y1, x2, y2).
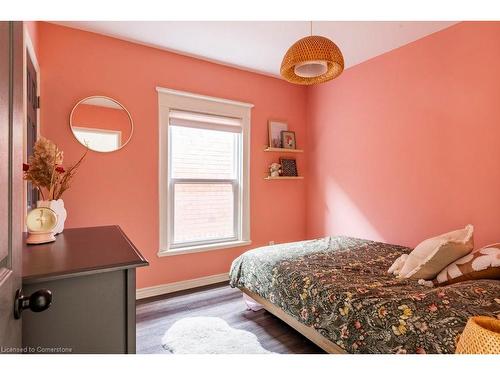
(14, 288, 53, 319)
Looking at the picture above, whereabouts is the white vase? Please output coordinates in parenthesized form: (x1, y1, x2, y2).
(37, 199, 67, 234)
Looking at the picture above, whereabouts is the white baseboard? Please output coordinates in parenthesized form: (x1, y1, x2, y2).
(136, 272, 230, 300)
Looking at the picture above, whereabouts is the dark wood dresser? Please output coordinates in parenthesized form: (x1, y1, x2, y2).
(22, 225, 148, 354)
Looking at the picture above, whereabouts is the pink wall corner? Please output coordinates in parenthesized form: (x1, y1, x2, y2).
(38, 22, 308, 289)
(306, 21, 500, 249)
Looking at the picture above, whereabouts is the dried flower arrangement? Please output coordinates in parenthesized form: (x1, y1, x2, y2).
(23, 137, 88, 201)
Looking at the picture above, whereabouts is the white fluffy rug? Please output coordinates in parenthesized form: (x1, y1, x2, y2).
(161, 317, 272, 354)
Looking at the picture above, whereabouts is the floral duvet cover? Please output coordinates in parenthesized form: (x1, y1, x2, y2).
(229, 236, 500, 354)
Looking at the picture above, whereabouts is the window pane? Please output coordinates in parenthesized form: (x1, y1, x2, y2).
(171, 126, 237, 179)
(173, 183, 234, 244)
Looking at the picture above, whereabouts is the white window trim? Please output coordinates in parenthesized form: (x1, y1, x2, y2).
(157, 87, 253, 257)
(72, 126, 122, 144)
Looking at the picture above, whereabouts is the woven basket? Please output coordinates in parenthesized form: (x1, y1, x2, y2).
(455, 316, 500, 354)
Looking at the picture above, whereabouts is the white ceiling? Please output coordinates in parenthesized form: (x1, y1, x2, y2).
(54, 21, 457, 77)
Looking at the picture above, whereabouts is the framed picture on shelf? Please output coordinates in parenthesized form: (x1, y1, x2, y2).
(279, 158, 298, 176)
(268, 120, 288, 148)
(281, 130, 296, 149)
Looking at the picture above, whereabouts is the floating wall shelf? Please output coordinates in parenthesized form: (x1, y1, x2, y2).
(264, 176, 304, 180)
(264, 147, 303, 153)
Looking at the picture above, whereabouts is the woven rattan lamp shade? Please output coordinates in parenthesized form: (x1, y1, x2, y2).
(455, 316, 500, 354)
(280, 35, 344, 85)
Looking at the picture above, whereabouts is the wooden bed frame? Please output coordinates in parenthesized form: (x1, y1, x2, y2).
(241, 288, 347, 354)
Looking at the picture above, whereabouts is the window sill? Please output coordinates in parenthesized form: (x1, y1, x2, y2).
(157, 240, 252, 257)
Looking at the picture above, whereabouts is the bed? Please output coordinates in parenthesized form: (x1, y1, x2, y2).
(229, 236, 500, 354)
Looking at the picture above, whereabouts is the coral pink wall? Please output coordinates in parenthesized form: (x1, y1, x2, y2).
(38, 22, 307, 288)
(306, 22, 500, 249)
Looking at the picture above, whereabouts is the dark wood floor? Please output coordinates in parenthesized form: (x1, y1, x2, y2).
(136, 282, 324, 354)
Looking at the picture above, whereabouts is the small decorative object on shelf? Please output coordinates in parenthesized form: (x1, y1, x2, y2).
(455, 316, 500, 354)
(268, 162, 282, 177)
(23, 137, 88, 234)
(280, 130, 296, 149)
(268, 120, 288, 148)
(26, 207, 58, 244)
(280, 158, 298, 177)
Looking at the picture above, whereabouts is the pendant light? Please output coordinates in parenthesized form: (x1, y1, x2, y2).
(280, 21, 344, 85)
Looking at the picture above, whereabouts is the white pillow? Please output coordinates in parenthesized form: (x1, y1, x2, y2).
(399, 225, 474, 280)
(387, 254, 408, 275)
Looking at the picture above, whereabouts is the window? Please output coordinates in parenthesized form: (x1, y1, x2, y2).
(72, 127, 121, 152)
(158, 88, 252, 255)
(170, 113, 240, 246)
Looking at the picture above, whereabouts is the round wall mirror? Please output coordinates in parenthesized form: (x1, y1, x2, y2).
(70, 96, 133, 152)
